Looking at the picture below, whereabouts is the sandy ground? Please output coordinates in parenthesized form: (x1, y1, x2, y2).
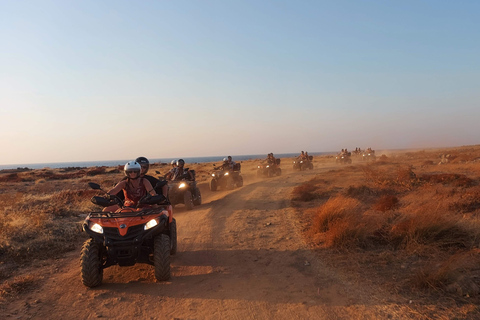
(2, 162, 432, 320)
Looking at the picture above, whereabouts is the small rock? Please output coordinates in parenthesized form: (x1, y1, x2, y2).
(304, 261, 310, 266)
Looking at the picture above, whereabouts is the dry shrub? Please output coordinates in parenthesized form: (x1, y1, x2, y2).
(292, 182, 318, 202)
(0, 173, 22, 183)
(362, 165, 417, 189)
(345, 185, 377, 200)
(377, 154, 388, 163)
(422, 160, 435, 166)
(450, 153, 476, 164)
(419, 173, 474, 187)
(373, 195, 399, 212)
(0, 274, 39, 298)
(395, 166, 417, 187)
(308, 195, 387, 248)
(85, 167, 106, 176)
(390, 210, 474, 250)
(413, 249, 480, 296)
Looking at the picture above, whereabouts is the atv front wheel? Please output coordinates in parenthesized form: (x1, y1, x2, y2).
(236, 176, 243, 188)
(154, 234, 171, 281)
(193, 188, 202, 206)
(210, 179, 217, 191)
(169, 218, 177, 255)
(80, 239, 103, 288)
(184, 190, 194, 210)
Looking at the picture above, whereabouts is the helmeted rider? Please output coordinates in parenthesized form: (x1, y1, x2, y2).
(166, 159, 194, 181)
(103, 161, 158, 212)
(135, 156, 168, 198)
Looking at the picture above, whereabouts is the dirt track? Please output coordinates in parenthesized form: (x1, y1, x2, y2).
(3, 166, 420, 320)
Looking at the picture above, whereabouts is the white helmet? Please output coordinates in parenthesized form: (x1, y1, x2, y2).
(223, 157, 228, 162)
(124, 161, 141, 179)
(171, 160, 177, 166)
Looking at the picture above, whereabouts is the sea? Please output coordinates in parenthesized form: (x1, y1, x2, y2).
(0, 152, 335, 171)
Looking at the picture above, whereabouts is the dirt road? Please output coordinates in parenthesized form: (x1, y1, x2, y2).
(3, 167, 418, 320)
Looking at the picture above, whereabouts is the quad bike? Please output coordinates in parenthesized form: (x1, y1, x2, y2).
(335, 152, 352, 164)
(257, 158, 282, 177)
(81, 182, 177, 288)
(362, 150, 376, 162)
(210, 163, 243, 191)
(167, 169, 201, 210)
(293, 156, 313, 170)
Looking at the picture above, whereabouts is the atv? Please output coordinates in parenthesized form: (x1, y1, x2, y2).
(257, 158, 282, 177)
(362, 150, 376, 162)
(210, 163, 243, 191)
(167, 169, 201, 210)
(81, 182, 177, 288)
(293, 156, 313, 170)
(335, 152, 352, 164)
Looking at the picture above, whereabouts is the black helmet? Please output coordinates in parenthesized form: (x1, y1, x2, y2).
(177, 159, 185, 167)
(135, 156, 149, 173)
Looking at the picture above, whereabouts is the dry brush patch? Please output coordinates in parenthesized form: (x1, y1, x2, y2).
(294, 148, 480, 301)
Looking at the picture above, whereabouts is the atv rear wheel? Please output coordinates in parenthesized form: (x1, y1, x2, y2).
(184, 190, 194, 210)
(193, 188, 202, 206)
(80, 239, 103, 288)
(169, 218, 177, 255)
(154, 234, 171, 281)
(210, 179, 217, 191)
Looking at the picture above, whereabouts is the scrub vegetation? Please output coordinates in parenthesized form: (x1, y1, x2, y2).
(292, 146, 480, 301)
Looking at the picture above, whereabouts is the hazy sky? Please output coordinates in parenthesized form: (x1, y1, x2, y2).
(1, 0, 479, 165)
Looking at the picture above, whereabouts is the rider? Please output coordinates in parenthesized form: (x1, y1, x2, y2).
(267, 153, 277, 166)
(221, 156, 236, 170)
(166, 159, 194, 181)
(297, 151, 306, 161)
(103, 161, 158, 212)
(135, 156, 168, 198)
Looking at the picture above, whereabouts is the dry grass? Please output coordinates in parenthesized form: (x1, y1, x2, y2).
(294, 145, 480, 301)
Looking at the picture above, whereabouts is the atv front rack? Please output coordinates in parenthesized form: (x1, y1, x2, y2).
(88, 206, 168, 218)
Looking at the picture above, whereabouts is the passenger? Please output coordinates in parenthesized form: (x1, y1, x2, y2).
(298, 151, 305, 160)
(103, 161, 157, 212)
(135, 156, 168, 198)
(167, 159, 194, 181)
(221, 156, 236, 170)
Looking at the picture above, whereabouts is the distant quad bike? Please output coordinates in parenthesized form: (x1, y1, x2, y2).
(210, 163, 243, 191)
(293, 156, 313, 171)
(257, 158, 282, 177)
(81, 182, 177, 288)
(167, 169, 201, 210)
(335, 152, 352, 164)
(362, 150, 376, 162)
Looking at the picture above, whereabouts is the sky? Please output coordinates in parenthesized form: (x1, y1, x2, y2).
(1, 0, 479, 165)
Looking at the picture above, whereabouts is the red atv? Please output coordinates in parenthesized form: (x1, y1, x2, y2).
(80, 182, 177, 287)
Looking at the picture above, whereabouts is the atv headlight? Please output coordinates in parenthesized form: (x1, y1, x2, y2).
(144, 218, 158, 230)
(266, 165, 270, 168)
(257, 165, 260, 168)
(90, 223, 103, 234)
(225, 172, 229, 176)
(211, 173, 215, 177)
(179, 182, 186, 189)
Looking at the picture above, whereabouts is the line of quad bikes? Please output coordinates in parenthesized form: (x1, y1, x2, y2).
(80, 151, 374, 287)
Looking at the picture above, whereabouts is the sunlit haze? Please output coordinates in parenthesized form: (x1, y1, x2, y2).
(1, 1, 479, 165)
